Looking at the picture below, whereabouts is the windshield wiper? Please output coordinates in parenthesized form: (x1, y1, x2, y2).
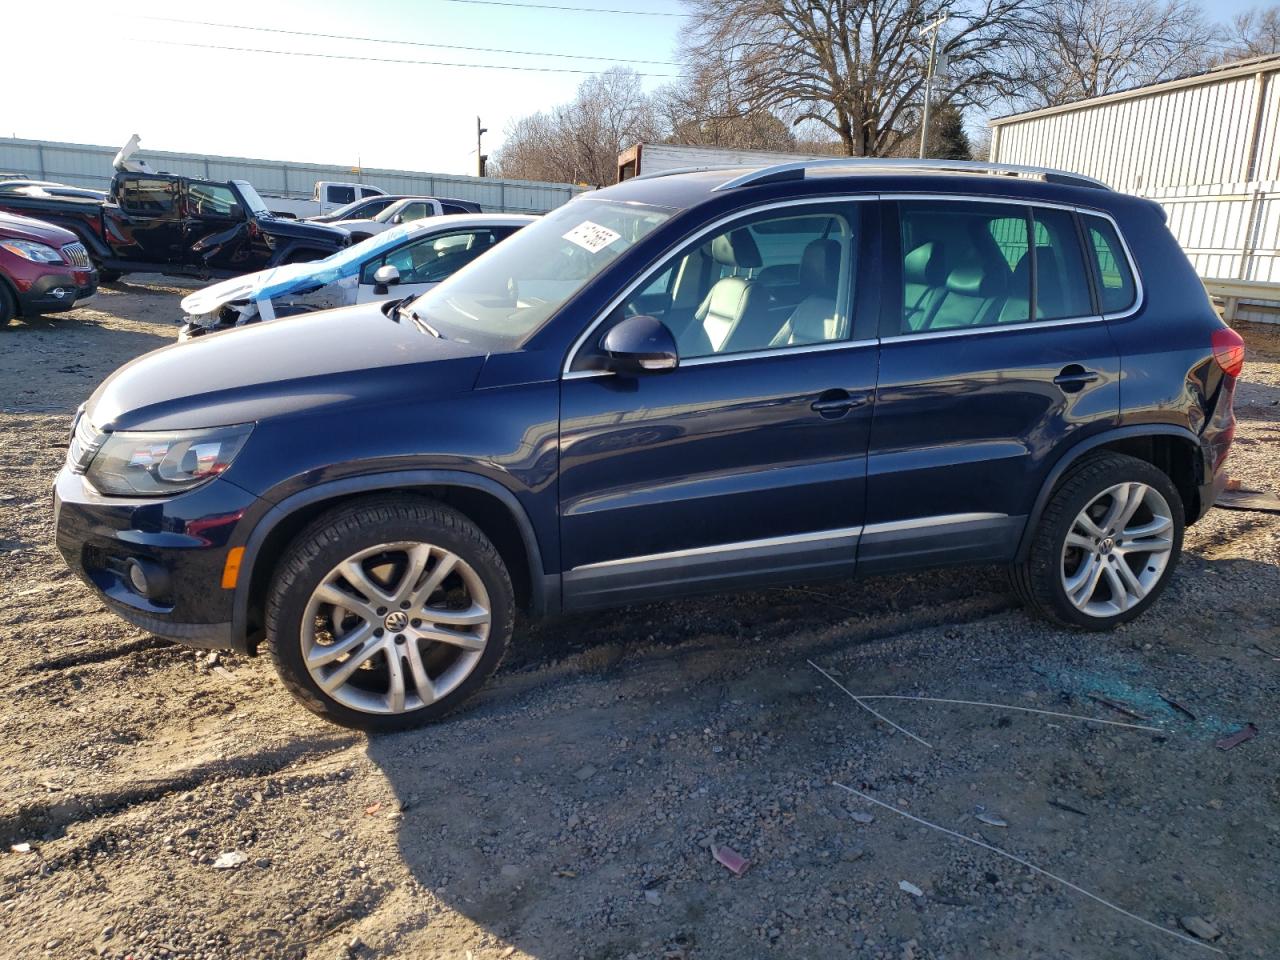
(394, 300, 444, 338)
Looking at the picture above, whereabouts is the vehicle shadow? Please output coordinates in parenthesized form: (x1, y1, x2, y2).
(362, 546, 1279, 958)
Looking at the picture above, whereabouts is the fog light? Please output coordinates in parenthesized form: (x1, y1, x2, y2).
(126, 559, 149, 594)
(124, 558, 169, 599)
(51, 287, 69, 300)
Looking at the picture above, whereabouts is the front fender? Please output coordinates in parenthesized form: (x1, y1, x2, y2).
(230, 469, 555, 649)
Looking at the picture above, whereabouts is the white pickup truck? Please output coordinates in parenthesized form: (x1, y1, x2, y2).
(260, 182, 387, 219)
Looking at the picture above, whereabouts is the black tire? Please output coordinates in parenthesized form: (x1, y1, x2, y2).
(266, 495, 515, 731)
(1011, 452, 1184, 631)
(96, 267, 123, 284)
(0, 281, 16, 326)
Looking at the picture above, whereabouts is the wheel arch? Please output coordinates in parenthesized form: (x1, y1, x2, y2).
(233, 470, 554, 654)
(1016, 425, 1205, 563)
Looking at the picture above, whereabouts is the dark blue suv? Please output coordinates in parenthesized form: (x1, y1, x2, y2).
(54, 159, 1244, 729)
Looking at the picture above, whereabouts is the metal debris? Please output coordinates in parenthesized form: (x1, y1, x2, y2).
(833, 783, 1224, 955)
(711, 843, 750, 876)
(1047, 798, 1090, 817)
(1159, 695, 1197, 721)
(975, 811, 1009, 828)
(1088, 694, 1148, 721)
(1215, 724, 1258, 751)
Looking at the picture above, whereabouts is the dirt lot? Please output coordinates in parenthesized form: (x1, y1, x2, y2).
(0, 280, 1277, 960)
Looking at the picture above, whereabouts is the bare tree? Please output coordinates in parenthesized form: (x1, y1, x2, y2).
(1010, 0, 1211, 108)
(1212, 4, 1280, 64)
(681, 0, 1031, 157)
(491, 68, 662, 186)
(654, 66, 802, 151)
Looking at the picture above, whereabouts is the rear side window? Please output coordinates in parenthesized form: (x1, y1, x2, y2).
(118, 178, 178, 216)
(1031, 208, 1093, 321)
(327, 185, 356, 205)
(1083, 215, 1137, 313)
(898, 201, 1031, 332)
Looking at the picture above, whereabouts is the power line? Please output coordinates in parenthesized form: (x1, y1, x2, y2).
(143, 16, 679, 66)
(135, 39, 682, 77)
(441, 0, 686, 14)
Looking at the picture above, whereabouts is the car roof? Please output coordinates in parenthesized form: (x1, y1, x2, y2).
(592, 159, 1137, 217)
(398, 213, 536, 232)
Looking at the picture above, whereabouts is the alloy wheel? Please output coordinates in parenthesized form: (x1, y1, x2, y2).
(1060, 482, 1174, 618)
(300, 541, 491, 714)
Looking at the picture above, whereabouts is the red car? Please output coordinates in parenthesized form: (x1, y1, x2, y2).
(0, 212, 97, 326)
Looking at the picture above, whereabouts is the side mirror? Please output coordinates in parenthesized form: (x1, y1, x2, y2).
(599, 314, 679, 374)
(392, 214, 405, 224)
(372, 264, 400, 296)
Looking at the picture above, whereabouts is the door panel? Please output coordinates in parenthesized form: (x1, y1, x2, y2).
(559, 348, 877, 607)
(862, 199, 1120, 573)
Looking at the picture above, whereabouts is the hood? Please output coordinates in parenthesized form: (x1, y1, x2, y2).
(258, 215, 350, 243)
(86, 301, 489, 432)
(0, 212, 79, 246)
(180, 263, 317, 315)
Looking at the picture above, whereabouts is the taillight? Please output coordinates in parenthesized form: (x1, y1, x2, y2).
(1211, 327, 1245, 377)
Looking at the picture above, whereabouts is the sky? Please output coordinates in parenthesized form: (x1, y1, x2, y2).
(2, 0, 1267, 178)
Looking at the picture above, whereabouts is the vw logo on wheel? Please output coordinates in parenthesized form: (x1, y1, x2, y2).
(383, 610, 409, 632)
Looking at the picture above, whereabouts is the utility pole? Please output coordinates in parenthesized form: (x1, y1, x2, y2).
(476, 116, 489, 178)
(918, 13, 948, 159)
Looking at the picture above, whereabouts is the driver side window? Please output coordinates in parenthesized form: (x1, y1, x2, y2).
(614, 207, 856, 360)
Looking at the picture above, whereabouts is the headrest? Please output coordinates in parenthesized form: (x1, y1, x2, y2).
(904, 241, 945, 285)
(800, 239, 841, 296)
(946, 261, 1008, 298)
(710, 228, 763, 269)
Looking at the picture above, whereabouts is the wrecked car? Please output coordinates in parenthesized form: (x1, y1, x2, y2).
(178, 214, 533, 339)
(0, 138, 349, 283)
(334, 196, 483, 241)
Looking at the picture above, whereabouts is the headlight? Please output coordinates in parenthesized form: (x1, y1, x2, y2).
(0, 239, 63, 263)
(85, 424, 253, 496)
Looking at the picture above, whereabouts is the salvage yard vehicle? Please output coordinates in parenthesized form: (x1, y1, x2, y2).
(307, 194, 408, 224)
(54, 158, 1241, 730)
(0, 168, 348, 283)
(178, 214, 533, 339)
(259, 181, 387, 220)
(0, 212, 97, 326)
(335, 196, 483, 241)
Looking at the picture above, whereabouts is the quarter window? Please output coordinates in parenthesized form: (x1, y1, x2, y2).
(607, 208, 857, 361)
(1083, 216, 1137, 314)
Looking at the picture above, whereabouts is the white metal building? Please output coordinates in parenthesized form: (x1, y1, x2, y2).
(989, 55, 1280, 322)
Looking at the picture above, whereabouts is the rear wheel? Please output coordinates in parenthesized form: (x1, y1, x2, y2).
(1012, 453, 1184, 630)
(266, 497, 514, 730)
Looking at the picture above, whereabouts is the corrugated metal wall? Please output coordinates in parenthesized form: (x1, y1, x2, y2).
(0, 137, 585, 214)
(990, 59, 1280, 319)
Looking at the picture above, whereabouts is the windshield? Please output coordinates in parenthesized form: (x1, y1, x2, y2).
(233, 181, 271, 218)
(372, 199, 421, 224)
(322, 197, 376, 220)
(407, 197, 673, 349)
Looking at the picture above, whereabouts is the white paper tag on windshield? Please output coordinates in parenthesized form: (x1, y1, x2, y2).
(562, 221, 621, 254)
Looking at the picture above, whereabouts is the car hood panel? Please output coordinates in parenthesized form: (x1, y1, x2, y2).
(86, 302, 488, 431)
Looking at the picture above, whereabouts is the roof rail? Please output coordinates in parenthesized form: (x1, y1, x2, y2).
(711, 158, 1110, 192)
(629, 164, 740, 182)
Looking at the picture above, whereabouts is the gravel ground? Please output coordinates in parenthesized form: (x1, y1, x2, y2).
(0, 280, 1277, 960)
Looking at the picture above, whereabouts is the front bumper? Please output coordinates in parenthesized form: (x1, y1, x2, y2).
(18, 270, 98, 314)
(54, 467, 263, 651)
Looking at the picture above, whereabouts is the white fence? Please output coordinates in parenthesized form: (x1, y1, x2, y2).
(0, 137, 585, 215)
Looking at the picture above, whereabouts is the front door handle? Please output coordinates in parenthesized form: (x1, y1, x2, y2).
(811, 389, 869, 419)
(1053, 365, 1100, 393)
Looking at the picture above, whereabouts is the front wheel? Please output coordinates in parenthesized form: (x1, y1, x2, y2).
(266, 497, 515, 730)
(1011, 453, 1184, 630)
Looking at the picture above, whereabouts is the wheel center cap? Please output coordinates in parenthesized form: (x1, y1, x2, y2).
(1099, 537, 1115, 555)
(383, 611, 409, 632)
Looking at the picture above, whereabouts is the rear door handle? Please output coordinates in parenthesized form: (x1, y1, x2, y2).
(1053, 365, 1100, 393)
(811, 389, 869, 418)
